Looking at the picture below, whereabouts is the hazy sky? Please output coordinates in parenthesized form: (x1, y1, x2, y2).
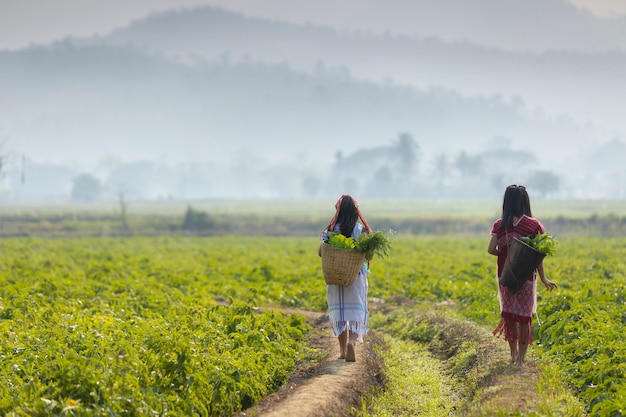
(1, 0, 626, 50)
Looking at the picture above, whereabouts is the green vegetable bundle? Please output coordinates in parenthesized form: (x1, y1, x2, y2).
(326, 231, 357, 249)
(356, 230, 392, 261)
(518, 232, 558, 256)
(325, 229, 392, 261)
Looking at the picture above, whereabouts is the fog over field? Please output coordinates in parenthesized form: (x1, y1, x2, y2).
(0, 0, 625, 201)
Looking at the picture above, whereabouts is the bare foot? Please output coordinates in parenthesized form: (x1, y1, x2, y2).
(346, 343, 356, 362)
(339, 341, 347, 359)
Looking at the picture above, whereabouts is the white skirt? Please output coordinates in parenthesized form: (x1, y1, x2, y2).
(326, 263, 369, 341)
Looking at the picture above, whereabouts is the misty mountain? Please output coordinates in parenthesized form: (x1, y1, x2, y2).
(99, 6, 626, 134)
(197, 0, 626, 53)
(0, 40, 594, 171)
(1, 4, 624, 200)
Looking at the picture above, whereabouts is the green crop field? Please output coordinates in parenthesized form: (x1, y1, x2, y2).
(0, 235, 624, 415)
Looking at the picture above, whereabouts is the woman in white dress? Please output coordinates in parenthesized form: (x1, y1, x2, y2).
(318, 195, 371, 362)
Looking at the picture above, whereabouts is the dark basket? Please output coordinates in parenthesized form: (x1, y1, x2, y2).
(320, 242, 365, 287)
(500, 238, 546, 292)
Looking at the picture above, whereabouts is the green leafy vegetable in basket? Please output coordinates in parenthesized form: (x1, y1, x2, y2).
(356, 230, 392, 261)
(326, 232, 357, 249)
(518, 232, 558, 256)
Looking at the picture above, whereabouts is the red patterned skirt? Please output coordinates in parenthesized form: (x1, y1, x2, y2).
(493, 278, 535, 345)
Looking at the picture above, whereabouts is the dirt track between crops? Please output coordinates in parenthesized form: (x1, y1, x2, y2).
(237, 304, 546, 417)
(235, 309, 382, 417)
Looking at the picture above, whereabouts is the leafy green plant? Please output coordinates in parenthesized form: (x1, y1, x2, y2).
(0, 238, 313, 416)
(518, 232, 558, 256)
(356, 230, 392, 261)
(326, 231, 357, 249)
(0, 235, 623, 415)
(325, 230, 392, 260)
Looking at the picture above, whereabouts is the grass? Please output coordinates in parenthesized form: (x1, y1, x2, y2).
(1, 199, 625, 238)
(362, 302, 587, 416)
(360, 336, 459, 417)
(2, 198, 626, 218)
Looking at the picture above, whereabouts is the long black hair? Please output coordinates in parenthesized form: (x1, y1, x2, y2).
(520, 185, 532, 217)
(500, 185, 530, 231)
(335, 195, 359, 237)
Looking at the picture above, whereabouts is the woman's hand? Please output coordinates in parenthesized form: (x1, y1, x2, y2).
(541, 277, 557, 291)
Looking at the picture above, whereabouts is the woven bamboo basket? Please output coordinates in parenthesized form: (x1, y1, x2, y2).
(320, 242, 365, 287)
(500, 238, 546, 292)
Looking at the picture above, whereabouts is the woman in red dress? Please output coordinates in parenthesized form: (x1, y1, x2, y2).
(487, 185, 557, 366)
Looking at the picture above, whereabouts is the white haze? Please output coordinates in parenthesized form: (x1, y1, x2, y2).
(0, 0, 625, 201)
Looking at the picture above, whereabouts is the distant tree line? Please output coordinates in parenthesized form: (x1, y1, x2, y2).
(4, 136, 626, 203)
(321, 132, 562, 199)
(1, 208, 625, 238)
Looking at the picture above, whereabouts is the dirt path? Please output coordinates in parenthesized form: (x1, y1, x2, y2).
(237, 310, 382, 417)
(238, 305, 546, 417)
